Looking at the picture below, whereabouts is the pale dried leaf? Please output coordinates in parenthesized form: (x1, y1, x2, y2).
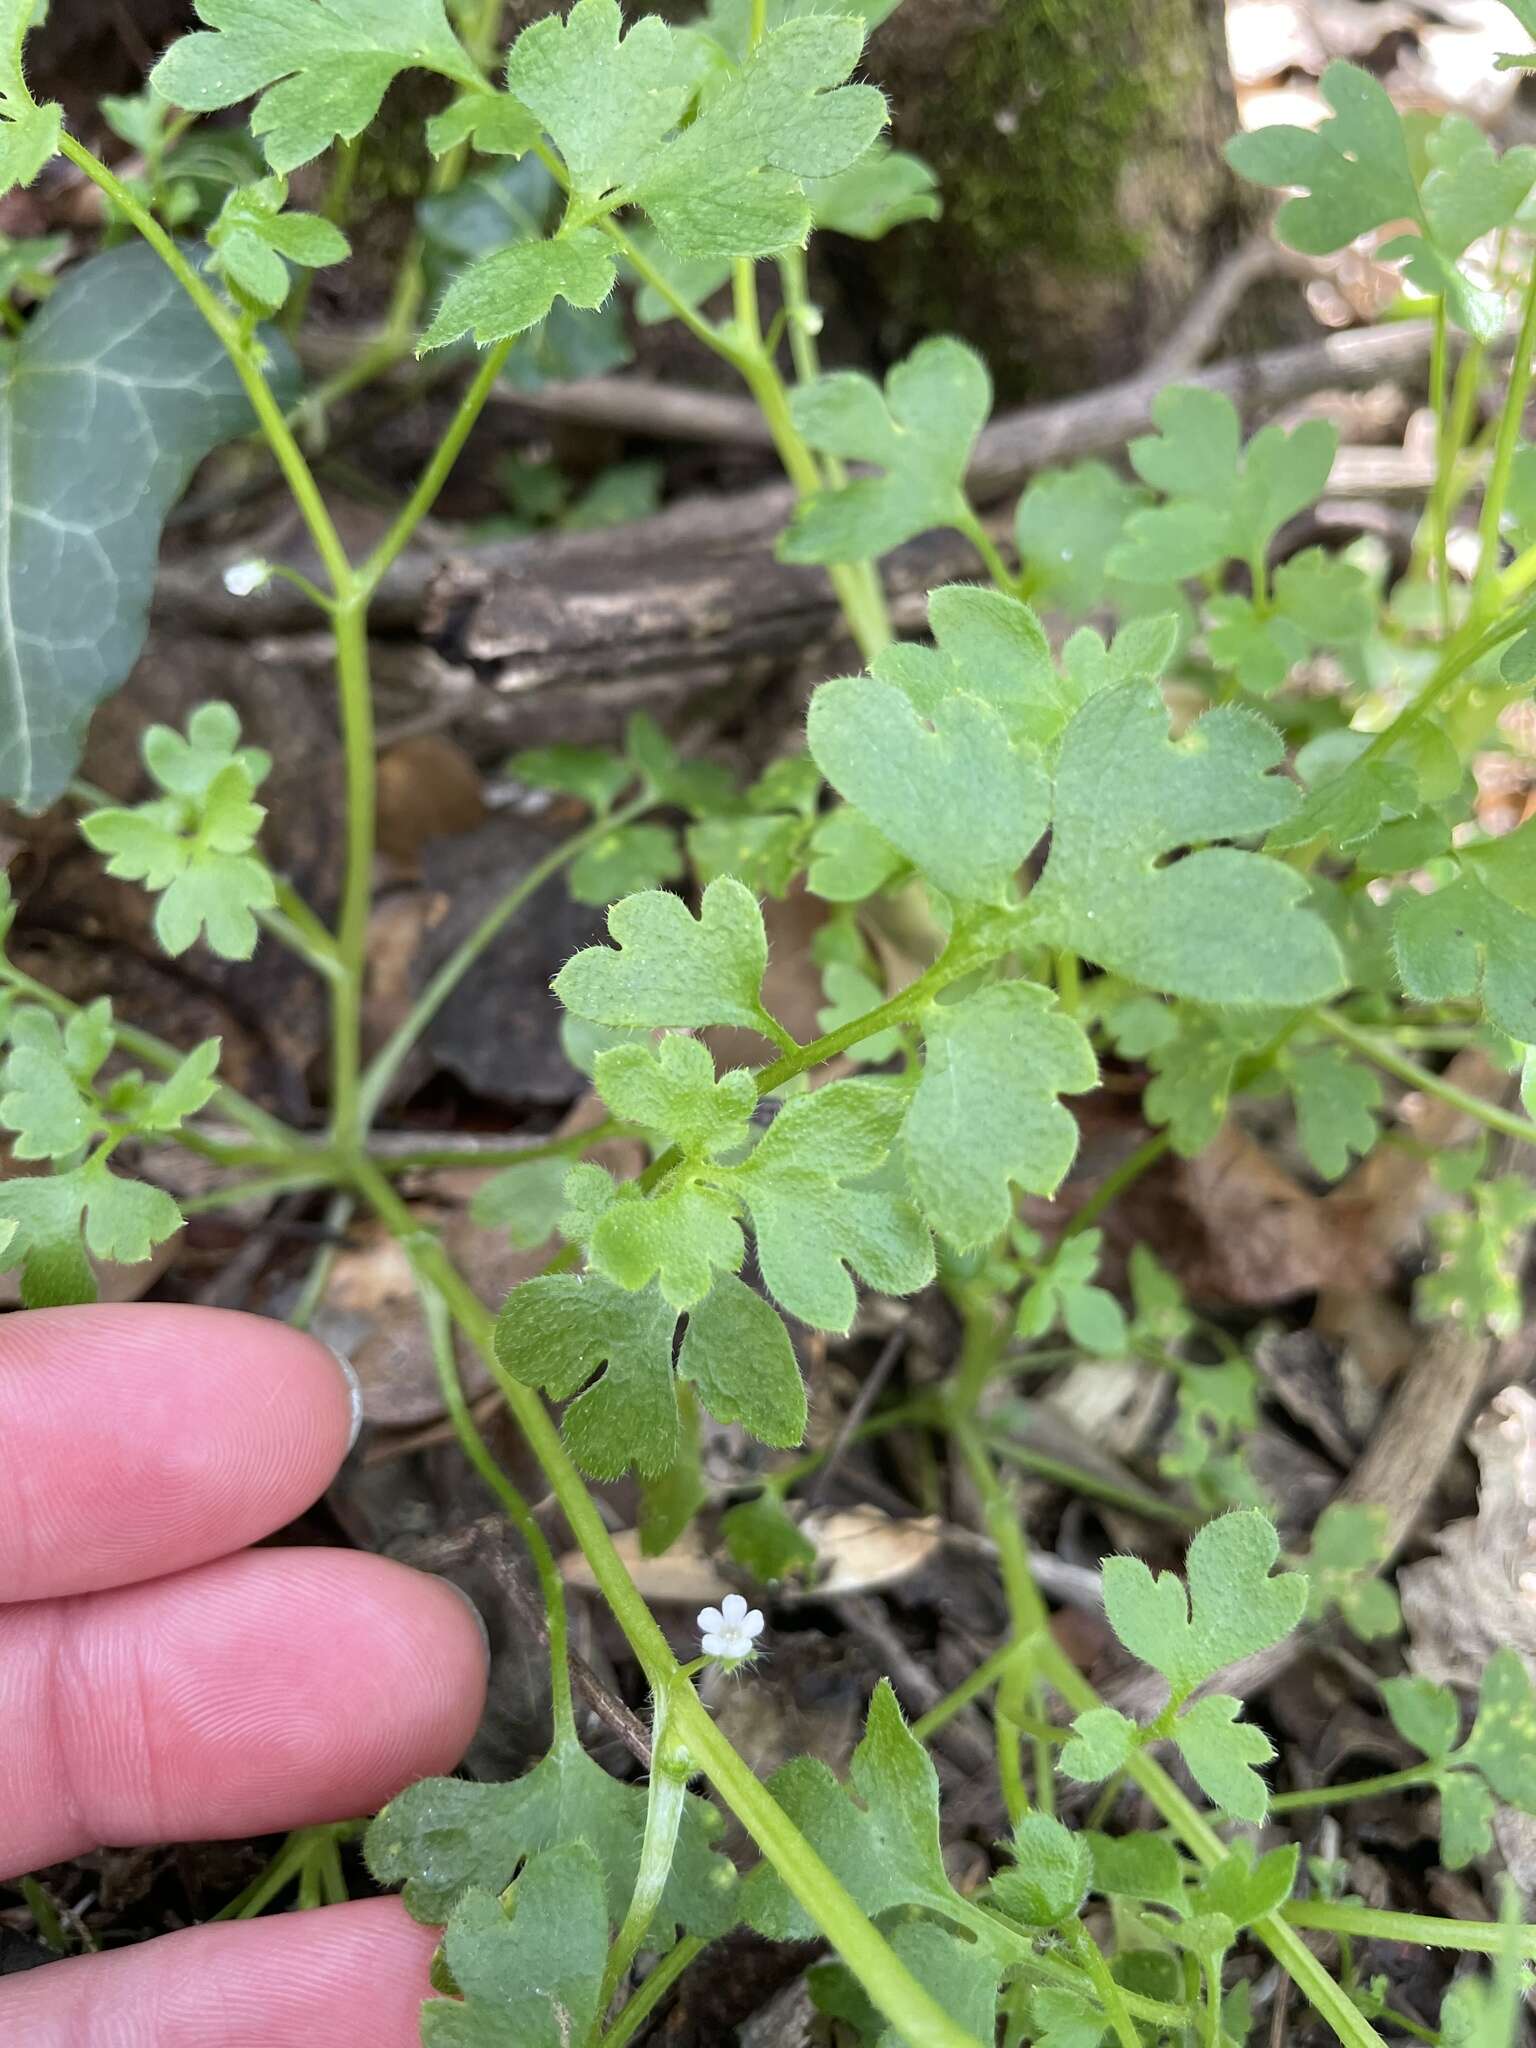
(1400, 1386, 1536, 1688)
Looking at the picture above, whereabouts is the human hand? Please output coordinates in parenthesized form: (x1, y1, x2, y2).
(0, 1303, 490, 2045)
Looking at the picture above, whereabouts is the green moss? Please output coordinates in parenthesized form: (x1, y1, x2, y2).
(921, 0, 1186, 277)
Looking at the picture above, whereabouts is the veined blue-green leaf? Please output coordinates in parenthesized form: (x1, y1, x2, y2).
(0, 246, 286, 809)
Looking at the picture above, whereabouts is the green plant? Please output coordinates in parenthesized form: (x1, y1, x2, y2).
(5, 0, 1536, 2041)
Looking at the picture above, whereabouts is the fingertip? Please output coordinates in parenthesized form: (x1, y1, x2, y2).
(0, 1304, 358, 1600)
(0, 1898, 442, 2047)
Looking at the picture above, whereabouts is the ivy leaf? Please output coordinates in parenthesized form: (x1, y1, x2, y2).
(1103, 1510, 1308, 1695)
(469, 1157, 570, 1249)
(1383, 1676, 1461, 1762)
(741, 1679, 971, 1942)
(1174, 1694, 1277, 1824)
(989, 1814, 1092, 1929)
(722, 1490, 817, 1583)
(554, 878, 774, 1036)
(1283, 1047, 1384, 1180)
(807, 673, 1049, 904)
(421, 1848, 608, 2048)
(1303, 1502, 1400, 1640)
(1419, 1175, 1536, 1337)
(780, 338, 990, 564)
(494, 1273, 680, 1479)
(902, 983, 1097, 1251)
(721, 1079, 933, 1332)
(1192, 1842, 1298, 1928)
(0, 247, 291, 809)
(1034, 683, 1344, 1006)
(1225, 62, 1421, 255)
(366, 1732, 738, 1938)
(1394, 871, 1536, 1044)
(632, 15, 886, 264)
(421, 228, 616, 350)
(677, 1271, 807, 1448)
(1059, 1706, 1137, 1785)
(593, 1035, 755, 1157)
(150, 0, 482, 174)
(503, 0, 698, 209)
(1463, 1647, 1536, 1810)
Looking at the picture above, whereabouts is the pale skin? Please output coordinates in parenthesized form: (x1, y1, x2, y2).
(0, 1303, 491, 2045)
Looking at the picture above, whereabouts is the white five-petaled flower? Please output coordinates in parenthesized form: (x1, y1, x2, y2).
(222, 557, 271, 597)
(697, 1592, 764, 1663)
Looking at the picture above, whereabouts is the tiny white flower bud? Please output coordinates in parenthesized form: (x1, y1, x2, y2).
(222, 557, 272, 598)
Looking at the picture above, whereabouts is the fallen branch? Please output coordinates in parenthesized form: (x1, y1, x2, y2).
(147, 321, 1440, 753)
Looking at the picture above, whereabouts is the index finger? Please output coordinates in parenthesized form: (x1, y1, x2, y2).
(0, 1304, 359, 1601)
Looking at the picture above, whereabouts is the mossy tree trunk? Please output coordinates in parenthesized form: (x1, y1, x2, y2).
(849, 0, 1251, 401)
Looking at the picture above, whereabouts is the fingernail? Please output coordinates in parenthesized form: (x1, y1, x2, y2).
(324, 1343, 365, 1454)
(437, 1577, 492, 1668)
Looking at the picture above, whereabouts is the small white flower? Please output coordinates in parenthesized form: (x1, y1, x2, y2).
(222, 557, 272, 597)
(697, 1591, 765, 1664)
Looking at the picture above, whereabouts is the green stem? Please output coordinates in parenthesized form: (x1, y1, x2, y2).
(1315, 1010, 1536, 1150)
(597, 1937, 706, 2048)
(1475, 256, 1536, 616)
(1066, 1921, 1143, 2048)
(58, 135, 353, 596)
(599, 214, 891, 662)
(1420, 335, 1486, 586)
(1059, 1131, 1172, 1241)
(1283, 1899, 1536, 1958)
(350, 1157, 984, 2048)
(597, 1685, 690, 2020)
(370, 1120, 628, 1175)
(1268, 1762, 1440, 1813)
(356, 338, 517, 597)
(1353, 598, 1536, 772)
(984, 1429, 1199, 1528)
(959, 508, 1019, 597)
(409, 1250, 575, 1740)
(287, 1190, 354, 1330)
(357, 793, 654, 1127)
(911, 1631, 1043, 1745)
(937, 1413, 1390, 2048)
(283, 136, 360, 336)
(328, 596, 374, 1149)
(1428, 299, 1452, 632)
